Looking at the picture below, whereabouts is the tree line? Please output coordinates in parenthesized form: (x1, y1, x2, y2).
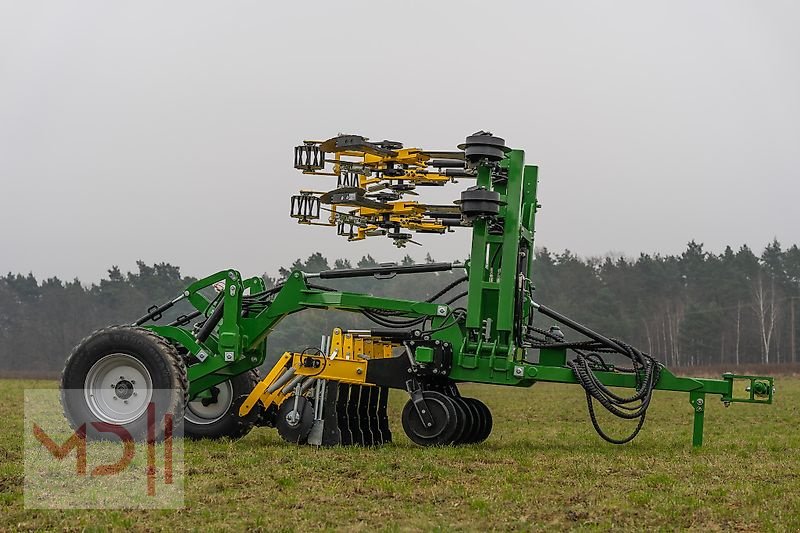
(2, 241, 798, 376)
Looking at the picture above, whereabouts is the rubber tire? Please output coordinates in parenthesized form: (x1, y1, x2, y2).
(60, 326, 187, 442)
(184, 370, 260, 440)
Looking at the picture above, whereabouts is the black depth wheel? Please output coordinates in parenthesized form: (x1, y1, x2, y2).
(184, 370, 260, 440)
(401, 391, 459, 446)
(276, 395, 314, 444)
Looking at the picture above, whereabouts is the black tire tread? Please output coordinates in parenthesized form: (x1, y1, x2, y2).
(60, 325, 188, 440)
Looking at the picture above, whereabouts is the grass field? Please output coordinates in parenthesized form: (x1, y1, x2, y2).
(2, 376, 799, 531)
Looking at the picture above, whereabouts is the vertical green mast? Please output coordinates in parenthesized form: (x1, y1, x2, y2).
(458, 133, 539, 373)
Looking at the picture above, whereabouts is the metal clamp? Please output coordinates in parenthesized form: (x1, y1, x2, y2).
(405, 380, 434, 428)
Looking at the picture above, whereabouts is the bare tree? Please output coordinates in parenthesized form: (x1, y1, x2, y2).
(752, 273, 778, 363)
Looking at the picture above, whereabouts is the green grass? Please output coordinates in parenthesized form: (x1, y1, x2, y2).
(2, 377, 799, 531)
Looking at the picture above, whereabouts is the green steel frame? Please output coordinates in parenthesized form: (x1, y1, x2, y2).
(142, 142, 773, 447)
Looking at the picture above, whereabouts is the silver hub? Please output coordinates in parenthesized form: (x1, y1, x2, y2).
(185, 381, 233, 425)
(285, 411, 301, 426)
(84, 354, 153, 424)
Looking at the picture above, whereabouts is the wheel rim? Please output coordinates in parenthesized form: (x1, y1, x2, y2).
(185, 381, 234, 425)
(84, 353, 153, 424)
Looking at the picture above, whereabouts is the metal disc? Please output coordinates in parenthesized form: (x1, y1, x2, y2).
(456, 397, 481, 444)
(277, 396, 314, 444)
(449, 396, 471, 445)
(465, 398, 493, 443)
(401, 391, 459, 446)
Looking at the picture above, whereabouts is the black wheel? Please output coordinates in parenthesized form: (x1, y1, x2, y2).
(257, 403, 278, 428)
(401, 391, 459, 446)
(449, 396, 472, 445)
(454, 396, 480, 444)
(276, 395, 314, 444)
(184, 370, 260, 440)
(60, 326, 187, 441)
(465, 397, 493, 443)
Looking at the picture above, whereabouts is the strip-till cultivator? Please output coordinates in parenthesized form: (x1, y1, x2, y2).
(61, 132, 774, 447)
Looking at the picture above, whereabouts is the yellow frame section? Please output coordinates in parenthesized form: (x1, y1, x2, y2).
(239, 351, 293, 416)
(239, 328, 398, 416)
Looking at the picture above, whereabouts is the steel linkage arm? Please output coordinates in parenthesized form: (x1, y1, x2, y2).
(147, 269, 460, 398)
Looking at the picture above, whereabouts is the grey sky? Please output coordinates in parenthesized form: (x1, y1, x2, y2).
(1, 1, 798, 282)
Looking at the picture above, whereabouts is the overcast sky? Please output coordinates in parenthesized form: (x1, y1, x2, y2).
(1, 1, 798, 282)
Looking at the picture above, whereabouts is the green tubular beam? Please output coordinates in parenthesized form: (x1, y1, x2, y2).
(147, 269, 465, 398)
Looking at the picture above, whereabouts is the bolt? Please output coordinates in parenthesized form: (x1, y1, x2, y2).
(427, 422, 433, 427)
(123, 400, 128, 404)
(113, 396, 117, 400)
(119, 376, 125, 380)
(407, 368, 412, 373)
(356, 368, 363, 375)
(133, 392, 137, 396)
(130, 380, 135, 385)
(421, 410, 426, 414)
(696, 398, 704, 406)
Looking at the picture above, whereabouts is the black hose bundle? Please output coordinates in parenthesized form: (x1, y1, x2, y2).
(425, 275, 468, 303)
(568, 342, 662, 444)
(526, 307, 663, 444)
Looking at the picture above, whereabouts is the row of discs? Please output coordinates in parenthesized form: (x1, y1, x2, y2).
(401, 391, 493, 446)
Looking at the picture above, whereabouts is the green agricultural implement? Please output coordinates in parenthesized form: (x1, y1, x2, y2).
(61, 132, 774, 447)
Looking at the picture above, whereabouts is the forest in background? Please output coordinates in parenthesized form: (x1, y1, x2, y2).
(2, 240, 799, 376)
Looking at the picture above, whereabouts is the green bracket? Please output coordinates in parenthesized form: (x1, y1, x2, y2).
(722, 373, 774, 404)
(689, 391, 706, 447)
